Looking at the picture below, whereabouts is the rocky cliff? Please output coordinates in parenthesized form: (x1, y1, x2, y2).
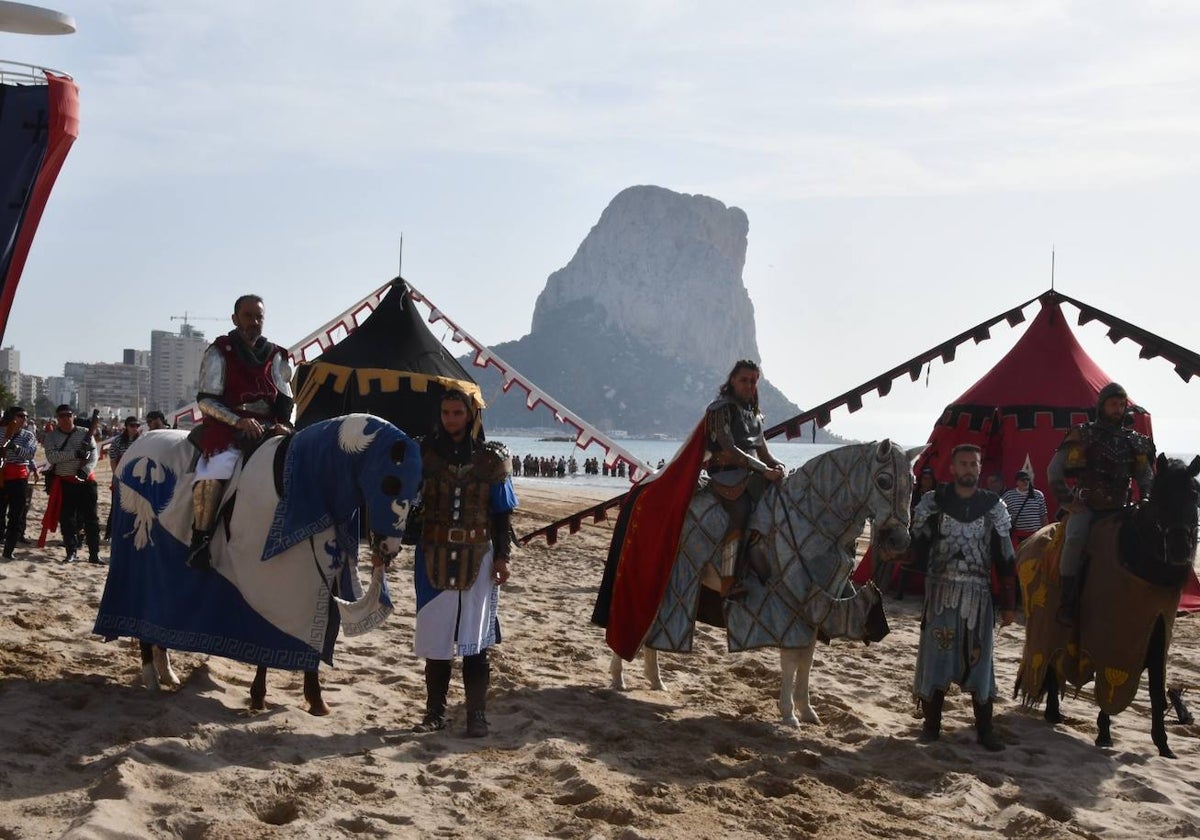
(470, 185, 826, 439)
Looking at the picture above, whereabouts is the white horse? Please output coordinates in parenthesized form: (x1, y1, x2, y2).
(95, 414, 422, 713)
(608, 440, 915, 726)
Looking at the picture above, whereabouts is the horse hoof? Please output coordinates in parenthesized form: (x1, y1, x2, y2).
(308, 701, 331, 717)
(648, 679, 666, 692)
(1095, 735, 1113, 748)
(250, 696, 266, 712)
(141, 663, 160, 692)
(1158, 746, 1177, 759)
(610, 678, 627, 692)
(152, 649, 180, 687)
(1044, 709, 1063, 725)
(780, 714, 800, 728)
(800, 706, 821, 725)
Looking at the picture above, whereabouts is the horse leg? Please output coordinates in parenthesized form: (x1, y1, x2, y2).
(304, 669, 330, 716)
(139, 642, 159, 691)
(1043, 669, 1063, 725)
(1147, 620, 1175, 759)
(642, 648, 664, 691)
(779, 645, 819, 727)
(609, 652, 627, 691)
(1095, 711, 1113, 748)
(250, 666, 267, 711)
(152, 646, 180, 687)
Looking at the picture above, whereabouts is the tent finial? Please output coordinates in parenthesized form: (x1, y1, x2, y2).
(398, 232, 404, 281)
(1050, 246, 1055, 291)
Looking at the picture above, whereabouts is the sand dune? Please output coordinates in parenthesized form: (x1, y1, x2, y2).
(0, 478, 1197, 839)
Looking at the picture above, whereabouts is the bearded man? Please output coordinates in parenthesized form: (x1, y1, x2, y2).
(189, 294, 293, 570)
(1047, 382, 1155, 624)
(910, 443, 1016, 751)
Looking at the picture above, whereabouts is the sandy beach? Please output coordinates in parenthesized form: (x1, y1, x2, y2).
(0, 475, 1198, 839)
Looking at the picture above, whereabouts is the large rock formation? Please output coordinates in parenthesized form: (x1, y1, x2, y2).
(471, 185, 823, 438)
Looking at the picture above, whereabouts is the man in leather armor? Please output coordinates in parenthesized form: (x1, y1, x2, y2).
(1047, 382, 1155, 624)
(910, 443, 1016, 751)
(411, 389, 517, 738)
(704, 360, 786, 599)
(189, 294, 294, 570)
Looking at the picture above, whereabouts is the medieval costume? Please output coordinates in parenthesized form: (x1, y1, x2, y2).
(412, 421, 517, 737)
(1047, 382, 1155, 622)
(190, 329, 293, 569)
(704, 393, 784, 595)
(911, 484, 1015, 750)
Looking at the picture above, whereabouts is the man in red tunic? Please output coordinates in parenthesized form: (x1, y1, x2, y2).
(188, 294, 294, 570)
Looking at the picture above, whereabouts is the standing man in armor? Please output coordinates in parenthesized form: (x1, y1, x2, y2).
(910, 443, 1016, 751)
(189, 294, 293, 570)
(411, 389, 517, 738)
(1047, 382, 1155, 624)
(704, 359, 786, 599)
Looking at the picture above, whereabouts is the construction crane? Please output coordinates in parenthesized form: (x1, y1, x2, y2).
(170, 312, 223, 326)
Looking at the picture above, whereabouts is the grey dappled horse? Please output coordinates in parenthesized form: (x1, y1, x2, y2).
(612, 440, 914, 726)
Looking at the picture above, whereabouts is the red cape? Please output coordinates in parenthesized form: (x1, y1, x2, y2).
(601, 420, 708, 660)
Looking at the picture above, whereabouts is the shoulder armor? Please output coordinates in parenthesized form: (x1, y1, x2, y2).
(700, 396, 729, 417)
(1130, 431, 1156, 456)
(474, 441, 510, 482)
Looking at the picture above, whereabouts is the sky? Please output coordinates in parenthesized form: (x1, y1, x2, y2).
(2, 1, 1198, 451)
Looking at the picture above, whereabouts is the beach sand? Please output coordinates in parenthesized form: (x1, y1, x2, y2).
(1, 476, 1198, 839)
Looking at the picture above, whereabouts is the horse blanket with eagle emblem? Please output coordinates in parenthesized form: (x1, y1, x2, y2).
(94, 416, 420, 671)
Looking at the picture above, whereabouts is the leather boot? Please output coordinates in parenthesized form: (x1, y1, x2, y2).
(463, 651, 490, 737)
(919, 691, 944, 742)
(727, 533, 766, 602)
(187, 479, 224, 571)
(1056, 575, 1080, 627)
(413, 659, 451, 733)
(973, 697, 1005, 751)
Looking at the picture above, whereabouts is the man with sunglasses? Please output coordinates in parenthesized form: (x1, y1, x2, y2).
(0, 406, 36, 559)
(44, 405, 102, 564)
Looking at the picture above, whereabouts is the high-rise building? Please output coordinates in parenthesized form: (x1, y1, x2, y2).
(123, 348, 151, 367)
(0, 346, 18, 398)
(18, 373, 44, 406)
(45, 376, 79, 410)
(150, 325, 208, 413)
(79, 363, 150, 418)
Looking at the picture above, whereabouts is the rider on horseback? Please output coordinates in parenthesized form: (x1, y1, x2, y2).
(188, 294, 294, 571)
(703, 360, 786, 600)
(1047, 382, 1155, 625)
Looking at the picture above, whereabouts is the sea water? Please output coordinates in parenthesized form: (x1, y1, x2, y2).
(492, 433, 844, 491)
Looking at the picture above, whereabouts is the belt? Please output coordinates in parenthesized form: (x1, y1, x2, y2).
(425, 524, 490, 545)
(708, 451, 746, 468)
(234, 401, 274, 416)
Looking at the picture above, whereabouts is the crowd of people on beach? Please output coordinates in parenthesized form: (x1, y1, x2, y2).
(509, 452, 668, 479)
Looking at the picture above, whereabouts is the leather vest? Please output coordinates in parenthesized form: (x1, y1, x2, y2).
(420, 440, 509, 590)
(1068, 422, 1153, 510)
(705, 396, 763, 457)
(200, 335, 286, 457)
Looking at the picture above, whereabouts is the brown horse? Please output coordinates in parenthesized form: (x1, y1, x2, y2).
(1014, 454, 1200, 757)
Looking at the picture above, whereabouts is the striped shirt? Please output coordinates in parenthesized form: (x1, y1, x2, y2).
(1001, 487, 1048, 532)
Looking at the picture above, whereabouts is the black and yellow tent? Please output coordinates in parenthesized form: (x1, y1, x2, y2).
(293, 278, 484, 435)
